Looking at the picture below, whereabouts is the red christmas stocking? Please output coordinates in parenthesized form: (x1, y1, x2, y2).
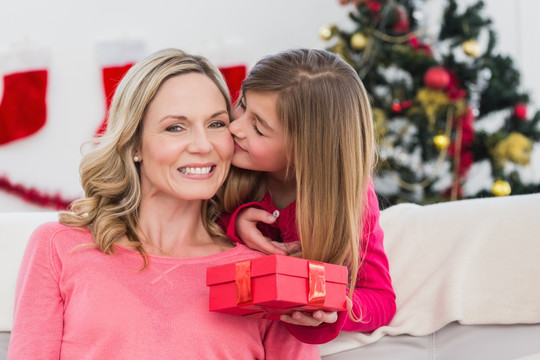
(0, 61, 48, 145)
(95, 40, 146, 136)
(95, 63, 133, 136)
(219, 64, 247, 105)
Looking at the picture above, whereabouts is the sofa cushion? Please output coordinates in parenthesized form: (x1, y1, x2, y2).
(321, 322, 540, 360)
(320, 193, 540, 356)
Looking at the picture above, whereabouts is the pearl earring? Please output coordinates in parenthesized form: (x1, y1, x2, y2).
(133, 155, 140, 162)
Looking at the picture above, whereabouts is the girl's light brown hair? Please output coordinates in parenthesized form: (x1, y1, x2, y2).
(59, 48, 231, 263)
(221, 48, 376, 321)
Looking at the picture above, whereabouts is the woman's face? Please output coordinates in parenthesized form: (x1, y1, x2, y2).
(136, 72, 233, 202)
(228, 90, 290, 179)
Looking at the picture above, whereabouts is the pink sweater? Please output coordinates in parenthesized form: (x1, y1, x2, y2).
(8, 222, 320, 360)
(222, 181, 396, 344)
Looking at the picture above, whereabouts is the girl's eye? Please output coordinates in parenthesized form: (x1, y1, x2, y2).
(238, 97, 246, 109)
(166, 124, 184, 132)
(232, 105, 244, 120)
(253, 124, 263, 136)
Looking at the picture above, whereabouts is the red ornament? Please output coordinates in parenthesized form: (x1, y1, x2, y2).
(391, 100, 413, 113)
(401, 100, 413, 109)
(514, 103, 527, 121)
(424, 66, 451, 90)
(366, 1, 381, 13)
(392, 4, 410, 33)
(391, 102, 402, 112)
(409, 37, 433, 57)
(445, 70, 467, 100)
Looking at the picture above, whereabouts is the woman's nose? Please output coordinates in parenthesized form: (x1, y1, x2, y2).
(187, 128, 213, 154)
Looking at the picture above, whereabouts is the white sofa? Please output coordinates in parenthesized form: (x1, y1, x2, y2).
(2, 194, 540, 359)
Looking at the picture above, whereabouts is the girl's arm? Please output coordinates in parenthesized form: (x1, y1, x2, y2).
(219, 202, 266, 243)
(219, 204, 289, 255)
(8, 223, 64, 360)
(342, 186, 396, 332)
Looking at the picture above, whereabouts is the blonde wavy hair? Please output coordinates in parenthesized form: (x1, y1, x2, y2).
(60, 48, 231, 261)
(221, 49, 376, 318)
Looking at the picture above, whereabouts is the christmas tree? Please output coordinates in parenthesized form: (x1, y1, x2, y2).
(320, 0, 540, 206)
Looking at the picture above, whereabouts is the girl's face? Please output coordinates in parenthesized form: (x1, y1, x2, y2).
(136, 73, 233, 202)
(228, 91, 290, 179)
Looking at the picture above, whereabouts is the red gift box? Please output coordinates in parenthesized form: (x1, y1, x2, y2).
(206, 255, 348, 320)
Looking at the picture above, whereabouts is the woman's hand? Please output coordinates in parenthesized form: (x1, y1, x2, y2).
(236, 207, 300, 255)
(279, 297, 352, 327)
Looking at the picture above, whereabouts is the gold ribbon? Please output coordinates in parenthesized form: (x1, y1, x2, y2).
(307, 261, 326, 306)
(235, 260, 253, 306)
(234, 258, 327, 309)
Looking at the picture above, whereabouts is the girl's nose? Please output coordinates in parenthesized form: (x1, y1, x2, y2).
(229, 112, 245, 138)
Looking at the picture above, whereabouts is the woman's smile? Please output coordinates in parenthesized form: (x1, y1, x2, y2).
(178, 164, 215, 177)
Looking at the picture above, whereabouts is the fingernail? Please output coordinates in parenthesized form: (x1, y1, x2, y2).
(267, 215, 277, 222)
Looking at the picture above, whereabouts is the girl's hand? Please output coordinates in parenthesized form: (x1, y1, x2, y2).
(279, 296, 352, 327)
(236, 208, 300, 255)
(280, 310, 338, 326)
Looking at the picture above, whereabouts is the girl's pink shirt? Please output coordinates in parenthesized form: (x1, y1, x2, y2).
(220, 180, 396, 344)
(8, 222, 320, 359)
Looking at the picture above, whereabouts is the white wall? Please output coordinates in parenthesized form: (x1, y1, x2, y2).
(0, 0, 539, 211)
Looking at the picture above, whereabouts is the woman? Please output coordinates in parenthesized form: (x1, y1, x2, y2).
(8, 48, 319, 360)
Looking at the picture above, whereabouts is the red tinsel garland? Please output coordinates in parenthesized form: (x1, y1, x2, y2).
(0, 175, 74, 210)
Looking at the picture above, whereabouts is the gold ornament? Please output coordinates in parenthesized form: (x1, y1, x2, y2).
(492, 132, 533, 167)
(433, 134, 450, 150)
(350, 32, 368, 50)
(492, 180, 511, 197)
(416, 88, 451, 130)
(319, 25, 335, 41)
(462, 39, 480, 58)
(372, 108, 387, 142)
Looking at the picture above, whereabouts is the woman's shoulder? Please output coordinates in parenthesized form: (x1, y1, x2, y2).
(32, 221, 89, 237)
(225, 243, 267, 262)
(32, 220, 69, 233)
(29, 221, 93, 252)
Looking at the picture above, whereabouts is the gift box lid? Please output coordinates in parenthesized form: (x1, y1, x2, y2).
(206, 254, 348, 286)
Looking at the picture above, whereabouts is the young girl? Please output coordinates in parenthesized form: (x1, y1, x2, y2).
(219, 48, 396, 344)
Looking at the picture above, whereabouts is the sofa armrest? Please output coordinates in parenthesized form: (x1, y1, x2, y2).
(0, 211, 59, 332)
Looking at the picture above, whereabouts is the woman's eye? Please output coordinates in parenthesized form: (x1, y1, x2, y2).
(166, 124, 184, 132)
(209, 121, 227, 128)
